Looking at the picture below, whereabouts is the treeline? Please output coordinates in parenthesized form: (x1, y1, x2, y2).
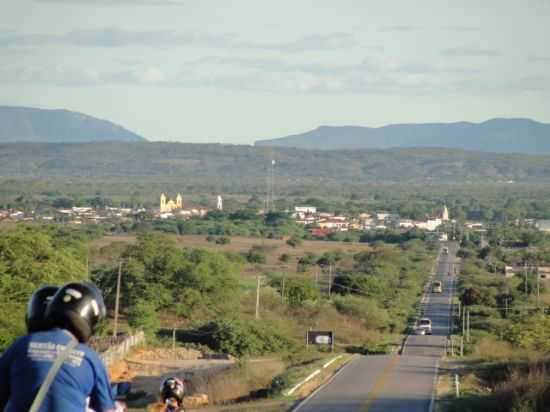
(2, 142, 550, 184)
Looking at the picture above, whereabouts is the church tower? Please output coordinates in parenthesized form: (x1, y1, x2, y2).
(442, 205, 449, 221)
(176, 193, 183, 209)
(160, 193, 167, 212)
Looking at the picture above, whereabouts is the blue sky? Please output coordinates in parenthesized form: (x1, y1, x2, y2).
(1, 0, 549, 143)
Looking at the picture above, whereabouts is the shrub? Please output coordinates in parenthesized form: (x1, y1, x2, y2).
(194, 319, 297, 357)
(279, 253, 291, 263)
(246, 245, 267, 264)
(285, 278, 320, 307)
(333, 295, 391, 331)
(127, 300, 160, 338)
(286, 236, 303, 248)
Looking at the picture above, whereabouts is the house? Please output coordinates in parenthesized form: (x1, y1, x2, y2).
(9, 211, 24, 220)
(504, 266, 550, 280)
(310, 228, 334, 237)
(375, 212, 390, 221)
(398, 219, 415, 229)
(465, 221, 485, 230)
(535, 220, 550, 233)
(318, 219, 349, 231)
(415, 219, 442, 232)
(295, 206, 317, 214)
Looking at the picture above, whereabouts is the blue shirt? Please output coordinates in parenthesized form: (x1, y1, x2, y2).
(0, 329, 115, 412)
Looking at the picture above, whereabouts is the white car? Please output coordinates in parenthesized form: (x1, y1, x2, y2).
(418, 318, 433, 335)
(413, 327, 426, 335)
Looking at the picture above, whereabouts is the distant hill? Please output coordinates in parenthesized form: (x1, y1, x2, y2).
(255, 119, 550, 154)
(0, 106, 146, 143)
(0, 142, 549, 184)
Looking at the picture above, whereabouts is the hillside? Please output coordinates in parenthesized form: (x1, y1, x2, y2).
(0, 106, 146, 143)
(255, 118, 550, 154)
(1, 142, 549, 184)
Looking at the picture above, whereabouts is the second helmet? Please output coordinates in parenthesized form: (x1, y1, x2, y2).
(45, 282, 106, 343)
(26, 285, 60, 333)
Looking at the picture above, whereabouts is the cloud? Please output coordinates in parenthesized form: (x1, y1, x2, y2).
(136, 67, 165, 83)
(245, 33, 356, 52)
(527, 55, 550, 63)
(66, 28, 233, 48)
(515, 76, 550, 94)
(444, 26, 480, 32)
(0, 64, 171, 86)
(0, 28, 355, 52)
(36, 0, 185, 5)
(441, 46, 501, 57)
(0, 30, 51, 47)
(379, 25, 417, 32)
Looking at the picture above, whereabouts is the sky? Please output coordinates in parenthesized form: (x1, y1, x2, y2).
(1, 0, 549, 144)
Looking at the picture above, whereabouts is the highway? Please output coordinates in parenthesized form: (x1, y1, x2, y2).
(294, 242, 459, 412)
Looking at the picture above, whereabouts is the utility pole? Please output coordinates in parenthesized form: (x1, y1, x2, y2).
(329, 264, 333, 297)
(255, 275, 261, 320)
(113, 261, 122, 337)
(172, 326, 176, 351)
(281, 276, 285, 304)
(535, 266, 540, 309)
(466, 309, 470, 343)
(523, 262, 527, 297)
(505, 297, 509, 317)
(461, 305, 466, 355)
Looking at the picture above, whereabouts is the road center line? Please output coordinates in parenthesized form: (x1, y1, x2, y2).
(361, 355, 400, 412)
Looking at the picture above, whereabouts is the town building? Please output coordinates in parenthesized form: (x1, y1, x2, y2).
(160, 193, 183, 213)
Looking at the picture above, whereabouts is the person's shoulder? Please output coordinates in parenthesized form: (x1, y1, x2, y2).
(1, 334, 30, 357)
(78, 343, 106, 368)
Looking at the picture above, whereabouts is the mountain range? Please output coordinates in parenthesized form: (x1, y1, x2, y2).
(255, 119, 550, 154)
(0, 106, 146, 143)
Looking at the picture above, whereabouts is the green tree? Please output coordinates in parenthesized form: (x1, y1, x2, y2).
(0, 228, 87, 350)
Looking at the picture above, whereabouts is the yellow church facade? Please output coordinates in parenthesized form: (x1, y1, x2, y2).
(160, 193, 183, 213)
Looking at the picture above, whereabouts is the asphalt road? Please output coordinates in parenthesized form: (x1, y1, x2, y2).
(294, 242, 459, 412)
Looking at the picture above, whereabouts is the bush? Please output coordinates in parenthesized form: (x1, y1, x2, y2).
(193, 319, 298, 357)
(285, 278, 320, 307)
(286, 236, 303, 248)
(246, 245, 267, 264)
(279, 253, 291, 263)
(333, 295, 391, 331)
(127, 300, 160, 338)
(216, 236, 231, 245)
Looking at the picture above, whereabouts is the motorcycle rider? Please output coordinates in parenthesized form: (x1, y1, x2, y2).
(25, 285, 60, 333)
(160, 377, 186, 412)
(0, 282, 116, 412)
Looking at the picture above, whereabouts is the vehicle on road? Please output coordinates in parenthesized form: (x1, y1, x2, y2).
(418, 318, 433, 335)
(442, 246, 449, 255)
(413, 327, 426, 335)
(432, 280, 443, 293)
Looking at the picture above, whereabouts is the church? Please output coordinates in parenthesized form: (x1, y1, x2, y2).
(160, 193, 183, 213)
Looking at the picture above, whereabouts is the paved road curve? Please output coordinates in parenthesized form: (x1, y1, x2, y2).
(294, 242, 459, 412)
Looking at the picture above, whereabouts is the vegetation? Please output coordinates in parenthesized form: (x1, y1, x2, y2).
(0, 227, 88, 350)
(444, 229, 550, 412)
(1, 143, 550, 190)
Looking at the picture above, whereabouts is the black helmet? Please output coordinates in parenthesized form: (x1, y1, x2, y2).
(160, 377, 185, 403)
(26, 285, 60, 333)
(45, 282, 106, 343)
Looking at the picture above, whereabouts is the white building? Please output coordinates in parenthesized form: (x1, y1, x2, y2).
(398, 219, 415, 229)
(295, 206, 317, 214)
(535, 220, 550, 233)
(415, 218, 442, 232)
